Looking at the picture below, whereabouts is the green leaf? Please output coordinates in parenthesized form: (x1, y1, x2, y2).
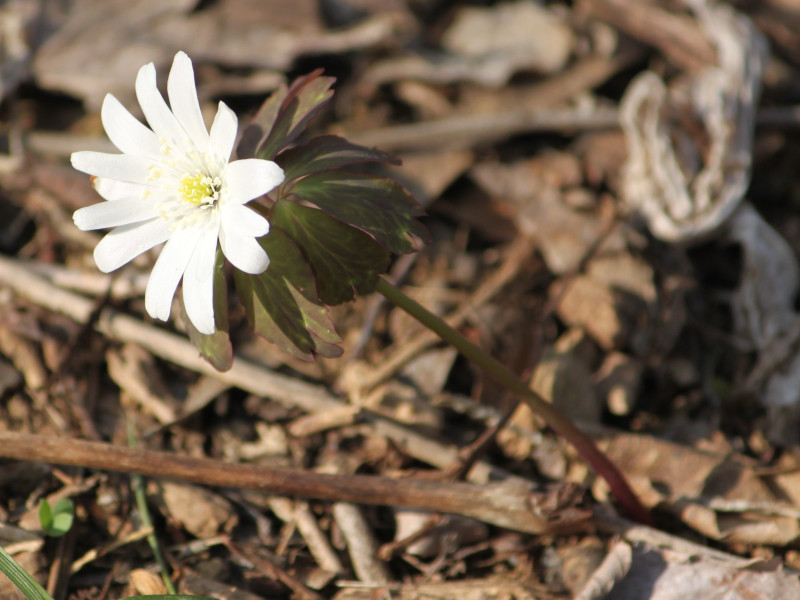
(39, 498, 74, 537)
(236, 229, 342, 360)
(38, 500, 52, 530)
(238, 70, 335, 161)
(183, 250, 233, 372)
(277, 135, 399, 182)
(291, 171, 429, 255)
(271, 200, 390, 305)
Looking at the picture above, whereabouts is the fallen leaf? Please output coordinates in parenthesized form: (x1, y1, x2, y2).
(441, 0, 574, 82)
(159, 482, 238, 539)
(598, 431, 800, 545)
(606, 542, 800, 600)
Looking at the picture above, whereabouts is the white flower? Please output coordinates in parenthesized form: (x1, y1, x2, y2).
(71, 51, 284, 335)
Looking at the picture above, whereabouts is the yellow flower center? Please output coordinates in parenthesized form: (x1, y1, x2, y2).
(179, 174, 221, 206)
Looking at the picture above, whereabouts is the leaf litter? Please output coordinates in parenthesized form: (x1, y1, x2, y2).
(4, 0, 800, 598)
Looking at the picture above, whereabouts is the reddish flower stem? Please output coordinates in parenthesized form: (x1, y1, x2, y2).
(376, 277, 653, 525)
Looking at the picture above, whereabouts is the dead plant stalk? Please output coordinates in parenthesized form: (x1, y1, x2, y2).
(0, 431, 577, 535)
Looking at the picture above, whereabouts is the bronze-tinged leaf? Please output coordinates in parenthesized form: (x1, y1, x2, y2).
(271, 200, 391, 305)
(240, 70, 336, 161)
(290, 171, 429, 255)
(277, 135, 399, 182)
(236, 229, 342, 360)
(237, 81, 287, 159)
(183, 251, 234, 372)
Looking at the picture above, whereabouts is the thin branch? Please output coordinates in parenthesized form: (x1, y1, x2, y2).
(0, 255, 517, 485)
(0, 431, 587, 535)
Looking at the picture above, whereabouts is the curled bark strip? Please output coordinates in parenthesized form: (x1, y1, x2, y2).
(620, 0, 767, 243)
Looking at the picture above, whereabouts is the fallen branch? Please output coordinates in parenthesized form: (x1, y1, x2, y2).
(0, 431, 588, 535)
(0, 254, 513, 485)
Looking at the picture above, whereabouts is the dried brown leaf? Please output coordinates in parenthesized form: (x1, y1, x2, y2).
(159, 482, 238, 539)
(599, 431, 800, 545)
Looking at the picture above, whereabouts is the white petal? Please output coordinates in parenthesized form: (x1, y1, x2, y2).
(182, 227, 219, 334)
(220, 202, 269, 238)
(209, 101, 238, 163)
(224, 159, 285, 204)
(219, 225, 269, 274)
(135, 61, 188, 147)
(101, 93, 161, 158)
(93, 218, 170, 273)
(71, 151, 151, 184)
(145, 226, 202, 322)
(167, 52, 210, 152)
(74, 198, 159, 231)
(94, 178, 149, 202)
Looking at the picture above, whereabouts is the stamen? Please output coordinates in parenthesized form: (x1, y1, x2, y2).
(179, 174, 221, 206)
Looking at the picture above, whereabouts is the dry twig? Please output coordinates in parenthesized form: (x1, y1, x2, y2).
(0, 430, 588, 534)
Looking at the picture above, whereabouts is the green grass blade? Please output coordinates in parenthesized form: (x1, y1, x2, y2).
(0, 545, 54, 600)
